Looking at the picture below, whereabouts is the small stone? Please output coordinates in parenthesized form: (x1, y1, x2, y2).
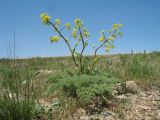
(138, 105, 152, 110)
(75, 108, 86, 116)
(112, 90, 118, 95)
(115, 94, 127, 99)
(38, 69, 53, 75)
(89, 115, 99, 120)
(126, 81, 141, 93)
(113, 83, 125, 94)
(101, 111, 112, 116)
(80, 116, 90, 120)
(155, 97, 160, 101)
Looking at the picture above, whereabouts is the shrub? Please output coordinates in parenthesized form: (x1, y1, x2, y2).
(46, 72, 120, 105)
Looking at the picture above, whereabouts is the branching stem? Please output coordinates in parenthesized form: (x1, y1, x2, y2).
(94, 30, 116, 58)
(48, 21, 78, 67)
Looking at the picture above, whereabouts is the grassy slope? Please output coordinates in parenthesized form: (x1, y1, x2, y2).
(0, 52, 160, 75)
(1, 51, 159, 79)
(0, 51, 160, 119)
(0, 51, 160, 94)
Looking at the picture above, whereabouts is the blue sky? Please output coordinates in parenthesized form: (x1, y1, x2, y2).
(0, 0, 160, 58)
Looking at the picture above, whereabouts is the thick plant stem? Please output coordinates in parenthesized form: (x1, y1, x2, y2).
(48, 21, 78, 68)
(79, 27, 85, 72)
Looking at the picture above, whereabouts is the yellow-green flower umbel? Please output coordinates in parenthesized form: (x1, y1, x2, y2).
(65, 23, 70, 30)
(74, 18, 83, 27)
(78, 35, 82, 41)
(117, 24, 122, 28)
(108, 36, 115, 41)
(50, 36, 60, 42)
(112, 23, 122, 30)
(74, 19, 80, 25)
(105, 44, 111, 52)
(99, 36, 105, 42)
(55, 19, 61, 25)
(112, 24, 118, 30)
(72, 29, 77, 38)
(40, 13, 51, 25)
(83, 31, 90, 38)
(83, 28, 90, 38)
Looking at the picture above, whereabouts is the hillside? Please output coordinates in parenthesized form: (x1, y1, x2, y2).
(0, 51, 160, 120)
